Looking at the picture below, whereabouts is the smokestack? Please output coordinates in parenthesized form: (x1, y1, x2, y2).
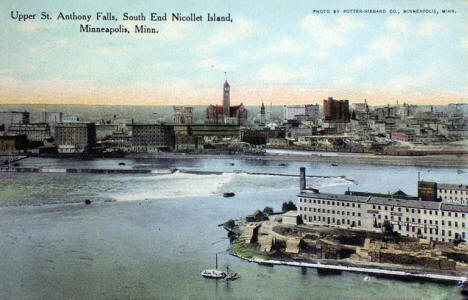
(300, 167, 306, 191)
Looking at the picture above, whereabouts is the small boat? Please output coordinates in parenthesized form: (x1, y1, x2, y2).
(363, 276, 371, 281)
(200, 269, 226, 279)
(202, 254, 227, 279)
(85, 199, 92, 205)
(279, 163, 287, 166)
(230, 163, 235, 166)
(225, 272, 240, 281)
(331, 163, 338, 167)
(118, 162, 126, 166)
(223, 192, 235, 197)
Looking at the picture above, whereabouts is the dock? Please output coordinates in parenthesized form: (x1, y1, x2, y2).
(249, 258, 466, 284)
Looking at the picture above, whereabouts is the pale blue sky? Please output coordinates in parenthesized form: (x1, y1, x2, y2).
(1, 0, 467, 105)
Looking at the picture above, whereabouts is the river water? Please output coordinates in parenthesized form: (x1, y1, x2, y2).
(0, 157, 466, 299)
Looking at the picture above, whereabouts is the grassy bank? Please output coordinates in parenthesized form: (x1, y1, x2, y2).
(230, 239, 270, 261)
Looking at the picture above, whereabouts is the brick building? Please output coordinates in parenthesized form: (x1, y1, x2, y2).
(131, 124, 174, 152)
(55, 122, 96, 153)
(323, 97, 350, 123)
(205, 80, 248, 125)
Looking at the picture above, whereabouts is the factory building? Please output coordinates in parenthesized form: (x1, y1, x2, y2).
(6, 123, 50, 142)
(323, 97, 350, 123)
(284, 104, 319, 121)
(438, 184, 468, 205)
(131, 124, 174, 152)
(55, 122, 96, 153)
(297, 168, 467, 243)
(0, 111, 30, 131)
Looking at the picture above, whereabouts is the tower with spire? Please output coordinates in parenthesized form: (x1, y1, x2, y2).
(260, 102, 266, 125)
(205, 74, 248, 125)
(223, 78, 230, 118)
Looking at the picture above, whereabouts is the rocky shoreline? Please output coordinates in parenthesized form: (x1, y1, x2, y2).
(224, 216, 468, 284)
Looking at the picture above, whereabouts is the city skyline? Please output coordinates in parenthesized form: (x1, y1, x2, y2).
(1, 0, 467, 106)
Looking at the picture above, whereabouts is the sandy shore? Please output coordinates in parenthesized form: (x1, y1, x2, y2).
(129, 152, 468, 168)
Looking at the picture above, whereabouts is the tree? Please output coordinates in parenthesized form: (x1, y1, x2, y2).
(282, 201, 297, 212)
(263, 206, 274, 215)
(382, 220, 395, 235)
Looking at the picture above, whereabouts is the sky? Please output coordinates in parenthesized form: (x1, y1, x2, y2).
(0, 0, 467, 106)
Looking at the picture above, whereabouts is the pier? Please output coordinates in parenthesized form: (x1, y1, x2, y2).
(249, 258, 466, 284)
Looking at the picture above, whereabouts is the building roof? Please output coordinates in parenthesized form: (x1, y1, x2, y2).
(298, 192, 369, 203)
(368, 197, 441, 210)
(438, 183, 468, 191)
(283, 211, 299, 217)
(299, 191, 468, 212)
(440, 203, 468, 213)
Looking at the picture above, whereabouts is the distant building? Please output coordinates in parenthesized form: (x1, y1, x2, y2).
(286, 126, 318, 139)
(240, 128, 283, 145)
(62, 115, 80, 123)
(173, 106, 193, 124)
(0, 135, 27, 154)
(6, 123, 50, 142)
(352, 101, 369, 114)
(438, 184, 468, 205)
(285, 104, 319, 121)
(131, 124, 174, 152)
(96, 124, 119, 140)
(41, 112, 63, 138)
(323, 97, 350, 123)
(205, 80, 248, 125)
(174, 135, 201, 151)
(260, 102, 266, 125)
(42, 112, 63, 124)
(0, 111, 30, 131)
(391, 129, 416, 142)
(55, 122, 96, 153)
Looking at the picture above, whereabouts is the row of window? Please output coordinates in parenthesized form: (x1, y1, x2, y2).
(300, 198, 466, 218)
(300, 206, 362, 217)
(299, 198, 362, 209)
(439, 189, 468, 195)
(303, 215, 362, 227)
(381, 214, 466, 228)
(396, 223, 466, 239)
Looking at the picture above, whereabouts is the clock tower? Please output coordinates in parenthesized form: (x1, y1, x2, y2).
(223, 80, 230, 118)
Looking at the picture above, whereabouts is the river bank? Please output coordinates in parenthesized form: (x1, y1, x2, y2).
(226, 218, 468, 284)
(129, 152, 468, 168)
(230, 247, 467, 285)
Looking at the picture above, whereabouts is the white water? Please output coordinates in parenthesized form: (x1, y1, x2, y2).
(112, 171, 353, 202)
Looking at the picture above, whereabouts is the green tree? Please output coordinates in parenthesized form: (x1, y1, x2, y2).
(263, 206, 274, 215)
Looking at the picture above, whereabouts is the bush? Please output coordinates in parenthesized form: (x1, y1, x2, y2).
(224, 219, 235, 228)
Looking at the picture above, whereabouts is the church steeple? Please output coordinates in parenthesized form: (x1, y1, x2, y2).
(260, 102, 266, 125)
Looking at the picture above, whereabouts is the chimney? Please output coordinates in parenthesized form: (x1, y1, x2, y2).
(300, 167, 306, 191)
